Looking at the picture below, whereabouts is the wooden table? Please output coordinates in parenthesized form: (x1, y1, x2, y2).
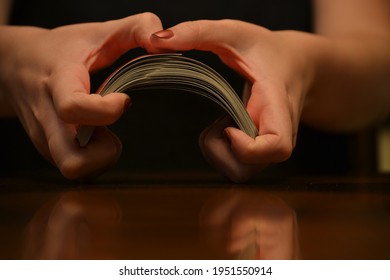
(1, 172, 390, 260)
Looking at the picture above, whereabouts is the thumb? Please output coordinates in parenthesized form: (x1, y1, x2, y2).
(49, 63, 131, 126)
(199, 116, 262, 183)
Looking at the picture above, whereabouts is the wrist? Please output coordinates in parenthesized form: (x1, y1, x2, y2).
(273, 30, 322, 114)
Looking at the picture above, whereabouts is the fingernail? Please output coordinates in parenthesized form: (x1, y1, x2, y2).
(152, 29, 174, 39)
(123, 98, 132, 113)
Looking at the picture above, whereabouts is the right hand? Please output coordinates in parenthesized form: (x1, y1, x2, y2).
(151, 20, 315, 182)
(0, 13, 163, 179)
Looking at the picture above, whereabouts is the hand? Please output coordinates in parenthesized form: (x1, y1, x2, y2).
(0, 13, 163, 179)
(151, 20, 316, 182)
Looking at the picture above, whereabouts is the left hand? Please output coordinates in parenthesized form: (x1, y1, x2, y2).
(0, 13, 164, 179)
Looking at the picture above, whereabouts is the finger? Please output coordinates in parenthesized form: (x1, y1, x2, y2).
(151, 19, 261, 52)
(28, 104, 121, 180)
(87, 12, 164, 70)
(226, 83, 294, 165)
(199, 115, 265, 183)
(50, 13, 162, 126)
(49, 63, 131, 126)
(150, 20, 264, 76)
(152, 20, 295, 168)
(242, 81, 252, 106)
(45, 115, 122, 179)
(225, 127, 292, 165)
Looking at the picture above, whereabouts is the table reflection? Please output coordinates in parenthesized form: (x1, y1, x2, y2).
(200, 190, 299, 259)
(22, 191, 122, 259)
(2, 175, 390, 259)
(20, 187, 298, 260)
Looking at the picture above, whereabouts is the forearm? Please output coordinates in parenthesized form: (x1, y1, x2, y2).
(301, 34, 390, 132)
(0, 26, 16, 117)
(0, 25, 48, 117)
(0, 0, 12, 25)
(300, 0, 390, 132)
(0, 0, 16, 117)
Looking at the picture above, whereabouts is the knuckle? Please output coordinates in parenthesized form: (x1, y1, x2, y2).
(107, 103, 124, 121)
(59, 137, 121, 180)
(58, 158, 86, 180)
(56, 98, 77, 122)
(137, 12, 161, 25)
(236, 135, 293, 164)
(265, 137, 293, 163)
(181, 20, 204, 47)
(59, 160, 102, 181)
(275, 140, 293, 162)
(99, 104, 124, 125)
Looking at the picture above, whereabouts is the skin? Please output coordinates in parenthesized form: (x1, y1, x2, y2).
(0, 0, 11, 25)
(0, 12, 164, 179)
(151, 0, 390, 182)
(1, 1, 390, 181)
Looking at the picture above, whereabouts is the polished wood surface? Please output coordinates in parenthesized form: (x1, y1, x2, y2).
(1, 172, 390, 260)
